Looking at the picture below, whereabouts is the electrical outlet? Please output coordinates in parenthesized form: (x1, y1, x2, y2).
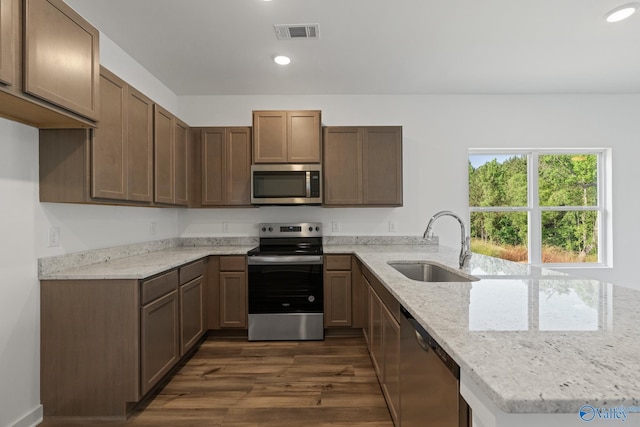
(150, 222, 157, 236)
(48, 227, 60, 247)
(332, 221, 340, 232)
(389, 221, 397, 232)
(223, 222, 230, 233)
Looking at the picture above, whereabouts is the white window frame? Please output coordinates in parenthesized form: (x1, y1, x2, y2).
(468, 148, 612, 268)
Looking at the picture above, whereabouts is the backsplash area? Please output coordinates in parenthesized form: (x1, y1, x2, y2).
(38, 235, 436, 277)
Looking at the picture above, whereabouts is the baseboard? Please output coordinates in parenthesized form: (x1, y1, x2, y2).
(10, 405, 43, 427)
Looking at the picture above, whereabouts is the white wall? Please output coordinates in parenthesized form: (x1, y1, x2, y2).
(0, 34, 181, 427)
(178, 94, 640, 289)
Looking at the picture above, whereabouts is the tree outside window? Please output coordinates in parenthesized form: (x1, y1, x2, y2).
(468, 151, 605, 265)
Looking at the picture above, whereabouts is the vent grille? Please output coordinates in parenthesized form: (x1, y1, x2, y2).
(274, 24, 320, 40)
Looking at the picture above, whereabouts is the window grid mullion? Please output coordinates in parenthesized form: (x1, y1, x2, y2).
(530, 152, 542, 264)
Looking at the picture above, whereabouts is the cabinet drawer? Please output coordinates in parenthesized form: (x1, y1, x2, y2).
(140, 270, 179, 305)
(220, 256, 246, 272)
(180, 259, 205, 285)
(325, 255, 352, 271)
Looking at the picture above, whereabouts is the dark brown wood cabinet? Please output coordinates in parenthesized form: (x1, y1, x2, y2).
(324, 255, 353, 327)
(194, 127, 252, 207)
(0, 0, 15, 87)
(40, 67, 154, 205)
(126, 86, 154, 202)
(140, 285, 180, 396)
(0, 0, 98, 128)
(179, 260, 206, 355)
(154, 105, 190, 206)
(219, 256, 248, 328)
(253, 110, 321, 163)
(323, 126, 403, 206)
(206, 256, 248, 329)
(41, 258, 208, 420)
(363, 266, 401, 426)
(92, 67, 154, 203)
(24, 0, 99, 120)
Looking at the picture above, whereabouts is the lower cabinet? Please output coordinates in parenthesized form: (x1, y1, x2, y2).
(141, 287, 180, 396)
(324, 255, 353, 327)
(363, 267, 401, 426)
(40, 258, 207, 420)
(207, 255, 248, 329)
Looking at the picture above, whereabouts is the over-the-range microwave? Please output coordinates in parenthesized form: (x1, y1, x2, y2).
(251, 164, 322, 205)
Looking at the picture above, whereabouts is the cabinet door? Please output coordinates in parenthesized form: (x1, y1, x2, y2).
(140, 290, 179, 396)
(174, 118, 190, 206)
(324, 270, 352, 327)
(154, 105, 175, 204)
(362, 126, 403, 206)
(369, 287, 384, 378)
(201, 128, 225, 206)
(253, 111, 287, 163)
(226, 127, 252, 205)
(0, 0, 15, 86)
(220, 271, 247, 328)
(91, 68, 126, 200)
(24, 0, 99, 120)
(323, 127, 362, 205)
(180, 276, 204, 355)
(126, 87, 153, 202)
(382, 303, 400, 425)
(287, 110, 321, 163)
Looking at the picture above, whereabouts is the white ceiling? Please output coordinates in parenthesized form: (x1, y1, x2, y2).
(64, 0, 640, 95)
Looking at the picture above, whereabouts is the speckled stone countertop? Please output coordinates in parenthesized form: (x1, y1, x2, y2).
(39, 240, 640, 415)
(325, 244, 640, 415)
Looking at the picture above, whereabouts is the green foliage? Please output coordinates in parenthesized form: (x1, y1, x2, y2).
(469, 153, 599, 263)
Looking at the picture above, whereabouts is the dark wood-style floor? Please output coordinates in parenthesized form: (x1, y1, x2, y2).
(41, 335, 394, 427)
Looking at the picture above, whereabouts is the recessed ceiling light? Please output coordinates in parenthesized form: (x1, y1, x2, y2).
(605, 3, 639, 22)
(273, 55, 291, 65)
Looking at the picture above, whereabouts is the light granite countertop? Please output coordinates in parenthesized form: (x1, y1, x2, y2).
(39, 241, 640, 416)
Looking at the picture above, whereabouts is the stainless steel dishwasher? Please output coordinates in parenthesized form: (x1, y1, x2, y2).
(400, 306, 470, 427)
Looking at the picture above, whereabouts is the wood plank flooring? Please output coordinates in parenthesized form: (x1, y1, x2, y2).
(41, 335, 394, 427)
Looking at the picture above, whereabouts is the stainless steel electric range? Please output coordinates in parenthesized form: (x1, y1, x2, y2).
(247, 222, 324, 341)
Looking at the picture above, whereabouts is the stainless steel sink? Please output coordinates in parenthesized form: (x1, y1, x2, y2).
(389, 262, 479, 283)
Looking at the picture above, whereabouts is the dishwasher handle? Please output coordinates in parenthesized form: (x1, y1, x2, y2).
(401, 306, 460, 379)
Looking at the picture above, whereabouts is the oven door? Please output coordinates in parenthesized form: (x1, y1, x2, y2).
(247, 255, 324, 340)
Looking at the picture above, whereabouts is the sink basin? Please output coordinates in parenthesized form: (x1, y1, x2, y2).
(388, 262, 479, 283)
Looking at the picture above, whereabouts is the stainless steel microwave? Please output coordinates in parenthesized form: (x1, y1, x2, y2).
(251, 164, 322, 205)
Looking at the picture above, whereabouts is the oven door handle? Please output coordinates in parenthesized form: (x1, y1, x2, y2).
(248, 255, 324, 265)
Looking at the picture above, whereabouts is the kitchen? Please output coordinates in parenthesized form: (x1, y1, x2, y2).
(2, 0, 640, 426)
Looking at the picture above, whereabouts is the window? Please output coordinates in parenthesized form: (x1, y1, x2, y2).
(468, 150, 610, 267)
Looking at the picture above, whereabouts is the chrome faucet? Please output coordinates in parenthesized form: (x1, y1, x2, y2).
(423, 210, 472, 269)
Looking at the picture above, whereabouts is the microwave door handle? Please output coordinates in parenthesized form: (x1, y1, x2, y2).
(306, 171, 311, 198)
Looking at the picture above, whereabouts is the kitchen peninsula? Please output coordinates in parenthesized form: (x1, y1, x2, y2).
(39, 239, 640, 426)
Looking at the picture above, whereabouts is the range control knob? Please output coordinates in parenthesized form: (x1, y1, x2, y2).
(268, 227, 273, 232)
(309, 227, 313, 232)
(308, 295, 315, 303)
(315, 226, 320, 231)
(261, 227, 266, 232)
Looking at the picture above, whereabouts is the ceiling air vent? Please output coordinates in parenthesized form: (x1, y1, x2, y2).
(274, 24, 319, 40)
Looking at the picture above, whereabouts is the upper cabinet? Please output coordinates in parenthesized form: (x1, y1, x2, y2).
(191, 127, 252, 207)
(323, 126, 403, 207)
(0, 0, 99, 128)
(252, 110, 321, 164)
(154, 105, 190, 206)
(92, 67, 153, 203)
(24, 0, 99, 120)
(39, 65, 192, 208)
(0, 0, 15, 86)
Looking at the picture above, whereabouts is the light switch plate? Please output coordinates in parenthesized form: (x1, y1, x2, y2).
(332, 221, 340, 232)
(389, 221, 397, 232)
